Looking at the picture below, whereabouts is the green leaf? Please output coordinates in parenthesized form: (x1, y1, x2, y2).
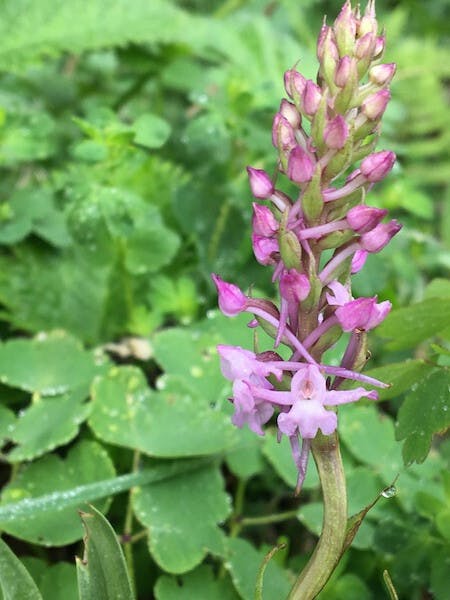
(133, 463, 230, 573)
(0, 111, 56, 165)
(396, 369, 450, 465)
(0, 459, 210, 524)
(154, 565, 239, 600)
(38, 563, 78, 600)
(76, 506, 134, 600)
(424, 278, 450, 299)
(152, 326, 225, 401)
(0, 440, 115, 545)
(339, 404, 403, 484)
(376, 297, 450, 350)
(0, 538, 42, 600)
(0, 406, 15, 443)
(225, 428, 264, 479)
(430, 548, 450, 600)
(363, 360, 435, 401)
(224, 537, 292, 600)
(0, 245, 117, 344)
(90, 366, 236, 457)
(0, 188, 69, 248)
(0, 0, 215, 72)
(0, 331, 98, 396)
(6, 388, 90, 463)
(321, 573, 373, 600)
(132, 114, 171, 149)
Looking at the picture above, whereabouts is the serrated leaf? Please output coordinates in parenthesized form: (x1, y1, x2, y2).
(154, 565, 239, 600)
(0, 332, 98, 396)
(0, 538, 42, 600)
(133, 463, 230, 573)
(6, 388, 90, 463)
(90, 366, 236, 457)
(76, 506, 134, 600)
(0, 0, 215, 72)
(396, 369, 450, 465)
(224, 537, 292, 600)
(0, 440, 115, 545)
(376, 297, 450, 350)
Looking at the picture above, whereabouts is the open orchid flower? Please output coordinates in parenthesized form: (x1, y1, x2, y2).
(212, 0, 400, 491)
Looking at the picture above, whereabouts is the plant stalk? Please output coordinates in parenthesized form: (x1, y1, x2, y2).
(288, 431, 347, 599)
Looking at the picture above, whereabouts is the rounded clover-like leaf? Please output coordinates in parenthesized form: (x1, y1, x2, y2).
(6, 388, 90, 463)
(89, 366, 236, 457)
(133, 463, 230, 574)
(0, 440, 115, 546)
(155, 565, 239, 600)
(0, 331, 98, 396)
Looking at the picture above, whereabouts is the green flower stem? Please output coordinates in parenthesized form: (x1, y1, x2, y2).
(241, 510, 299, 527)
(288, 431, 347, 600)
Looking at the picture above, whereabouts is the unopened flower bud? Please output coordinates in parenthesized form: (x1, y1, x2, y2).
(211, 274, 247, 316)
(333, 0, 357, 56)
(252, 234, 279, 265)
(317, 23, 330, 61)
(351, 249, 368, 273)
(360, 220, 402, 253)
(373, 35, 385, 58)
(346, 205, 388, 233)
(369, 63, 396, 85)
(279, 99, 301, 129)
(287, 146, 315, 184)
(247, 167, 275, 199)
(272, 114, 296, 151)
(280, 269, 311, 303)
(361, 89, 391, 120)
(360, 150, 396, 182)
(334, 55, 352, 87)
(335, 297, 391, 332)
(252, 203, 278, 237)
(302, 80, 322, 116)
(284, 69, 306, 103)
(355, 32, 376, 60)
(318, 26, 339, 88)
(324, 115, 349, 149)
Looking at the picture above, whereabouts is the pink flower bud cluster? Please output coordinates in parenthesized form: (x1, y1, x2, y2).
(212, 0, 400, 493)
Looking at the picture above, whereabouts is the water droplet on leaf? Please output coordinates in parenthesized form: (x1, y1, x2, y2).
(381, 485, 397, 498)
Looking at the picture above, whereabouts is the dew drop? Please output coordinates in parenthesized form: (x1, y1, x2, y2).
(381, 485, 397, 499)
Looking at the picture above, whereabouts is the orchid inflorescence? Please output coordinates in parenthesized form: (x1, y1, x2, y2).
(212, 0, 401, 494)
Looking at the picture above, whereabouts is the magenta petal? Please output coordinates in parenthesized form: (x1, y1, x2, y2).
(247, 167, 275, 199)
(290, 365, 327, 402)
(287, 146, 315, 183)
(212, 274, 247, 316)
(252, 234, 279, 265)
(326, 280, 351, 306)
(252, 203, 278, 237)
(325, 387, 378, 406)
